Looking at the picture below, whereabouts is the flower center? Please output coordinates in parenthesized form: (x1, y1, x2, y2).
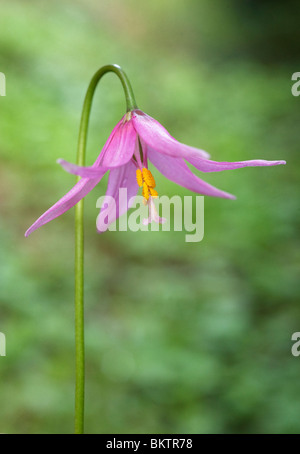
(136, 168, 158, 202)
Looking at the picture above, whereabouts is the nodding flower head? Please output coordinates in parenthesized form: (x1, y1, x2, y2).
(25, 109, 286, 237)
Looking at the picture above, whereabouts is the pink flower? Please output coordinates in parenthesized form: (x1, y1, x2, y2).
(25, 110, 286, 237)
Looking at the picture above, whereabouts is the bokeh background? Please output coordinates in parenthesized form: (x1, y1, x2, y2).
(0, 0, 299, 434)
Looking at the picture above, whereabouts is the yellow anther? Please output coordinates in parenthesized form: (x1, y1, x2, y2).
(149, 188, 158, 198)
(136, 169, 143, 187)
(136, 167, 158, 202)
(142, 168, 156, 188)
(142, 182, 150, 200)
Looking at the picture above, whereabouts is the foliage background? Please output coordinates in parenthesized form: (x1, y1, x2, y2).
(0, 0, 299, 434)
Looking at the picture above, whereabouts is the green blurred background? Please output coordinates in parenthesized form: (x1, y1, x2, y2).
(0, 0, 299, 434)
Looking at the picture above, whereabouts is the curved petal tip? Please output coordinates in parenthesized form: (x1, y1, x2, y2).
(226, 193, 237, 200)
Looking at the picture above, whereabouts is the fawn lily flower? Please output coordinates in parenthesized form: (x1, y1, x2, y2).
(25, 109, 286, 237)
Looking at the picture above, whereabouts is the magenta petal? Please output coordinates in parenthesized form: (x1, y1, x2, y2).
(97, 160, 139, 233)
(57, 159, 109, 178)
(25, 172, 106, 237)
(25, 116, 136, 237)
(132, 110, 210, 160)
(56, 118, 137, 178)
(95, 117, 137, 168)
(187, 156, 286, 173)
(148, 147, 236, 199)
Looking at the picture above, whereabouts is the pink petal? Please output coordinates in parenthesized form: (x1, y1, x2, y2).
(25, 172, 106, 237)
(132, 110, 210, 160)
(97, 160, 139, 233)
(187, 156, 286, 173)
(148, 147, 236, 199)
(57, 159, 109, 178)
(25, 116, 137, 236)
(95, 116, 137, 168)
(57, 117, 137, 178)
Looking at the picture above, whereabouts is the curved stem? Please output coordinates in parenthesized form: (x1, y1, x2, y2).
(74, 65, 137, 435)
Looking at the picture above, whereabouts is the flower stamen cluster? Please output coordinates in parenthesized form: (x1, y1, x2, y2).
(136, 168, 158, 202)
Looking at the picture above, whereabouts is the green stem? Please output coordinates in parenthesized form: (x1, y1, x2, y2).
(74, 64, 137, 435)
